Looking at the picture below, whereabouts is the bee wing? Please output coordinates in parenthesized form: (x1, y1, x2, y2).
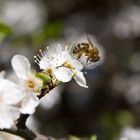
(86, 34, 95, 48)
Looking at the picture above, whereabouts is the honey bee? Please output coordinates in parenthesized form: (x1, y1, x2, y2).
(73, 35, 100, 64)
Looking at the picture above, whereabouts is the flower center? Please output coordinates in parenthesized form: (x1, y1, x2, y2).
(63, 61, 73, 69)
(46, 68, 52, 75)
(26, 80, 35, 89)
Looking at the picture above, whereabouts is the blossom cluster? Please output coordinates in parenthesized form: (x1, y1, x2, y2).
(0, 43, 96, 130)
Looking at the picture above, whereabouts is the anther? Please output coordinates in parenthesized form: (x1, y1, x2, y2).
(34, 60, 39, 64)
(34, 55, 40, 62)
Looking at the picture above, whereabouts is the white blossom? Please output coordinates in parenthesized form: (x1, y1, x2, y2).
(0, 72, 23, 129)
(120, 127, 140, 140)
(11, 55, 43, 114)
(0, 0, 46, 34)
(35, 44, 88, 88)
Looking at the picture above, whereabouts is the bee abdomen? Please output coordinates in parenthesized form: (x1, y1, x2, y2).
(73, 43, 89, 51)
(73, 44, 82, 53)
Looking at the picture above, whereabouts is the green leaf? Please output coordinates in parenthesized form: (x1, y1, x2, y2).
(44, 20, 63, 38)
(116, 110, 134, 127)
(32, 20, 63, 45)
(68, 135, 81, 140)
(0, 22, 12, 41)
(36, 72, 51, 83)
(89, 135, 97, 140)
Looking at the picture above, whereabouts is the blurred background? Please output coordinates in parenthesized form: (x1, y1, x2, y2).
(0, 0, 140, 140)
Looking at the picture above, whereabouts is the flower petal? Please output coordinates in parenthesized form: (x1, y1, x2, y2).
(20, 93, 39, 114)
(0, 106, 20, 129)
(70, 59, 83, 70)
(0, 106, 12, 129)
(0, 71, 5, 79)
(8, 106, 20, 121)
(74, 71, 88, 88)
(55, 54, 66, 66)
(1, 79, 24, 105)
(54, 67, 72, 82)
(11, 55, 31, 80)
(79, 56, 88, 66)
(39, 56, 49, 69)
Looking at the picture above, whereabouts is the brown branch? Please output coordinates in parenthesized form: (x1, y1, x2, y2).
(17, 114, 30, 129)
(0, 127, 36, 140)
(38, 80, 56, 99)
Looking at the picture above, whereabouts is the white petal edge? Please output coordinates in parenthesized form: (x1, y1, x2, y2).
(0, 106, 20, 129)
(74, 71, 88, 88)
(54, 67, 72, 82)
(11, 55, 31, 80)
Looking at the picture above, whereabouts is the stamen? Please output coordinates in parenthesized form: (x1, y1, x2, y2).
(34, 60, 39, 64)
(34, 55, 40, 62)
(26, 80, 35, 88)
(37, 54, 41, 59)
(65, 45, 68, 51)
(46, 68, 52, 75)
(63, 61, 73, 69)
(39, 49, 44, 57)
(46, 46, 51, 54)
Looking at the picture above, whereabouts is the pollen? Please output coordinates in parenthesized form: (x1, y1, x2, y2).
(46, 68, 52, 75)
(63, 61, 73, 69)
(26, 80, 35, 88)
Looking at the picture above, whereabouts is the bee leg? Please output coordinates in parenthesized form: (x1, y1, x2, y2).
(86, 57, 89, 64)
(89, 63, 96, 67)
